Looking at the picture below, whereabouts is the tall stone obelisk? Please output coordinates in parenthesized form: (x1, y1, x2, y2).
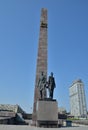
(32, 8, 48, 122)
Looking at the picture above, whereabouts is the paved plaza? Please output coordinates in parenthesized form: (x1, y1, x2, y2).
(0, 125, 88, 130)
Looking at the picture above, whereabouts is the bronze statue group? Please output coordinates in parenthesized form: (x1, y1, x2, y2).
(37, 72, 56, 100)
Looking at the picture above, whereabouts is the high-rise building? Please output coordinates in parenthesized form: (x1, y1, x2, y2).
(69, 79, 87, 118)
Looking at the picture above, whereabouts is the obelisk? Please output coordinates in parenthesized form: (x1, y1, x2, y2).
(32, 8, 48, 123)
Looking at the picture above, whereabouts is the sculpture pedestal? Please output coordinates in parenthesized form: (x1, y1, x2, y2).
(36, 99, 58, 127)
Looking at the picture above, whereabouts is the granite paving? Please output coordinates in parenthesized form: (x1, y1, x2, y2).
(0, 125, 88, 130)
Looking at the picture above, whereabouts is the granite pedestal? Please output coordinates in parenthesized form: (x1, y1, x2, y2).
(36, 99, 58, 127)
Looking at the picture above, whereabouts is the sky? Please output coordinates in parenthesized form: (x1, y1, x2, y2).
(0, 0, 88, 113)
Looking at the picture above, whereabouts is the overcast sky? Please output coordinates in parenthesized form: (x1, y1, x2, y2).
(0, 0, 88, 113)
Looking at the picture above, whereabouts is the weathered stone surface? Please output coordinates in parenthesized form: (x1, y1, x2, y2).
(0, 104, 25, 114)
(0, 111, 16, 117)
(0, 104, 18, 113)
(32, 8, 48, 122)
(36, 100, 58, 122)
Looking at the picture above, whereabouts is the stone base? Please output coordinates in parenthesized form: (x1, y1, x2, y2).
(36, 99, 58, 127)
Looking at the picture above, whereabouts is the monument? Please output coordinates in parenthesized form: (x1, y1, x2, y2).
(32, 8, 58, 127)
(32, 8, 48, 123)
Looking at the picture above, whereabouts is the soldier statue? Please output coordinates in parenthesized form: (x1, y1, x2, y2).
(37, 72, 47, 99)
(48, 72, 56, 99)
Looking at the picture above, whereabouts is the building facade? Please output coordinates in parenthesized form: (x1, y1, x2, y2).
(69, 79, 87, 118)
